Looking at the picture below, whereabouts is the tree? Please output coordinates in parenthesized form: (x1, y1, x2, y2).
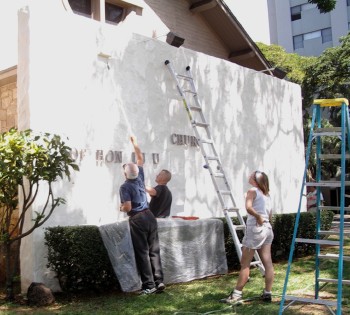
(257, 40, 346, 179)
(256, 42, 316, 99)
(257, 42, 315, 85)
(0, 128, 79, 299)
(308, 0, 336, 13)
(302, 33, 350, 110)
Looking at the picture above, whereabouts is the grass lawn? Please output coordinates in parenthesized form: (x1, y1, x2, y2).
(0, 239, 349, 315)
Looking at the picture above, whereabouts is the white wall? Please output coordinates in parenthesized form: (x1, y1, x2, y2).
(17, 2, 305, 291)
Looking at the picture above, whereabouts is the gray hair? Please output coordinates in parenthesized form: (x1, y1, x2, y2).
(125, 163, 139, 179)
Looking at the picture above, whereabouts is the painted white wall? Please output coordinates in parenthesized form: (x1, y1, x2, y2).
(16, 2, 305, 291)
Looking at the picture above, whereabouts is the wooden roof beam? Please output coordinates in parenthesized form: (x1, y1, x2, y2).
(228, 49, 255, 62)
(189, 0, 217, 13)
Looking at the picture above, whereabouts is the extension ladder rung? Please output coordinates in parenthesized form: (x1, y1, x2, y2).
(319, 230, 350, 236)
(213, 172, 225, 178)
(234, 225, 246, 231)
(295, 238, 339, 246)
(305, 181, 350, 187)
(250, 261, 263, 267)
(219, 190, 232, 195)
(318, 253, 350, 261)
(198, 138, 213, 144)
(224, 207, 239, 212)
(192, 121, 209, 128)
(284, 295, 337, 307)
(206, 156, 219, 161)
(176, 73, 192, 80)
(189, 105, 202, 111)
(182, 89, 196, 95)
(318, 278, 350, 285)
(319, 153, 350, 160)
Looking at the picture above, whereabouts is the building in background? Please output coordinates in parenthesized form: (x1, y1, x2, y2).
(271, 0, 350, 56)
(229, 0, 350, 57)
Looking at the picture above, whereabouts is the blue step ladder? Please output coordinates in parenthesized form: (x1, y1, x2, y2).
(279, 98, 350, 315)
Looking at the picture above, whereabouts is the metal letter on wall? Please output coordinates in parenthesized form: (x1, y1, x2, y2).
(152, 153, 159, 164)
(96, 150, 104, 166)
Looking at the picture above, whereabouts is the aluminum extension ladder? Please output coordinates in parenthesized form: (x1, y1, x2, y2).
(164, 59, 265, 275)
(279, 98, 350, 315)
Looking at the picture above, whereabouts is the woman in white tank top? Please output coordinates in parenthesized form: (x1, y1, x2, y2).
(220, 171, 274, 304)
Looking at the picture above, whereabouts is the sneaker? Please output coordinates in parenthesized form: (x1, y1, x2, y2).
(156, 283, 166, 292)
(219, 291, 242, 304)
(261, 290, 272, 302)
(140, 287, 157, 295)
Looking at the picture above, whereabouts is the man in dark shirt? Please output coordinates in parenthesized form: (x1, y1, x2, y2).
(146, 170, 172, 218)
(119, 137, 165, 294)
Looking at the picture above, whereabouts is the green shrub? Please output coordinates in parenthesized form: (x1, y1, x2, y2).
(272, 211, 334, 259)
(44, 225, 119, 293)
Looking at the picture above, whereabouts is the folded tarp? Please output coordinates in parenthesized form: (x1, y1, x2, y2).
(99, 217, 228, 292)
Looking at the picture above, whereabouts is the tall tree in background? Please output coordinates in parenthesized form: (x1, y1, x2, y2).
(309, 0, 337, 13)
(256, 42, 316, 107)
(302, 33, 350, 178)
(302, 33, 350, 111)
(258, 35, 350, 178)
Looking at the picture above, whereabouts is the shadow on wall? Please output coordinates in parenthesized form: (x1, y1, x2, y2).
(84, 33, 303, 218)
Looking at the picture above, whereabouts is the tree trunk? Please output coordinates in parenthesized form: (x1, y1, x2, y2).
(4, 239, 20, 300)
(5, 242, 14, 300)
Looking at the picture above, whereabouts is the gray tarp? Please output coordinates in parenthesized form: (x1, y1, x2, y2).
(99, 218, 228, 292)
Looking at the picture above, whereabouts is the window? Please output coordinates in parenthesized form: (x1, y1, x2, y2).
(291, 5, 301, 21)
(347, 0, 350, 6)
(321, 28, 332, 43)
(304, 30, 321, 41)
(293, 35, 304, 49)
(293, 28, 332, 50)
(105, 3, 124, 24)
(69, 0, 92, 17)
(67, 0, 142, 23)
(291, 3, 318, 21)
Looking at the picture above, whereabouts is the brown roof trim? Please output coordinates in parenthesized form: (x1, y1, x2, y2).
(0, 66, 17, 86)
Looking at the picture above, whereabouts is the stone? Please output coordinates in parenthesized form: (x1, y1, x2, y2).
(27, 282, 55, 306)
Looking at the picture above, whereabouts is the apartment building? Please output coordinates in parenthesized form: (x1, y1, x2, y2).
(268, 0, 350, 56)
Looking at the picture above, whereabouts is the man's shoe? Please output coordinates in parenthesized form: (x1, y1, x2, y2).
(140, 287, 157, 295)
(156, 283, 166, 292)
(261, 290, 272, 302)
(219, 291, 242, 304)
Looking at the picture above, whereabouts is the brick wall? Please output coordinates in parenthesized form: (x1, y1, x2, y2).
(0, 82, 17, 132)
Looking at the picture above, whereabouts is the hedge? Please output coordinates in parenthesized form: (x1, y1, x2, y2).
(44, 225, 120, 293)
(44, 211, 334, 293)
